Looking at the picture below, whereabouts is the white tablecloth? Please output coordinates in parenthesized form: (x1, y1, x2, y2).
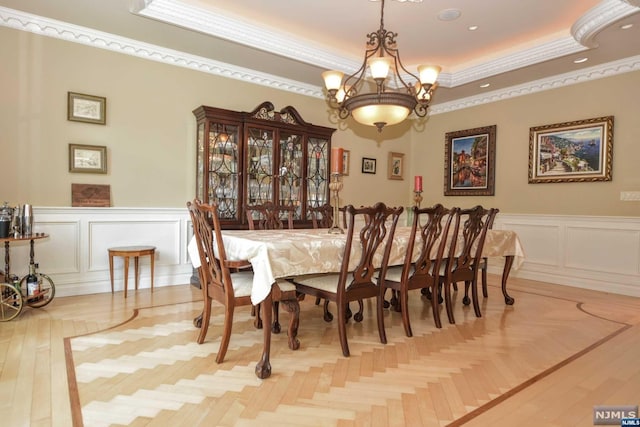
(188, 227, 525, 305)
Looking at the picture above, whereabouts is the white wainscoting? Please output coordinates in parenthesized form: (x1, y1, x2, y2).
(490, 213, 640, 297)
(8, 208, 639, 298)
(9, 207, 195, 297)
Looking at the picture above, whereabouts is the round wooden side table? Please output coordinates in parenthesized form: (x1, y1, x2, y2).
(108, 246, 155, 298)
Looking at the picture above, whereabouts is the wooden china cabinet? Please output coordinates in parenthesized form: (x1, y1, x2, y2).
(193, 102, 336, 229)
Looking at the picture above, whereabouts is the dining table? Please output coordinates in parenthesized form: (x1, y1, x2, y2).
(188, 226, 525, 379)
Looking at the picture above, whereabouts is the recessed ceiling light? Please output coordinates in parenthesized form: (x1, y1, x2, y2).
(438, 9, 461, 21)
(468, 25, 479, 31)
(480, 83, 490, 88)
(573, 57, 588, 64)
(620, 23, 633, 30)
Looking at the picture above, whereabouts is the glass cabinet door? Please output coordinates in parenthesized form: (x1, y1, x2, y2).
(307, 137, 329, 217)
(207, 123, 240, 220)
(246, 127, 274, 207)
(278, 132, 303, 219)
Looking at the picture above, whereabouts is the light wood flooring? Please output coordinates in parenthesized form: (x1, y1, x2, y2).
(1, 275, 640, 427)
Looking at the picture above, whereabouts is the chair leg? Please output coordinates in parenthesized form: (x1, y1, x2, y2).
(431, 284, 442, 329)
(323, 299, 333, 322)
(337, 300, 350, 357)
(353, 300, 364, 322)
(216, 304, 234, 364)
(482, 260, 489, 298)
(471, 280, 482, 318)
(197, 296, 212, 344)
(376, 295, 387, 345)
(253, 304, 263, 329)
(279, 298, 300, 350)
(271, 301, 281, 333)
(444, 281, 456, 325)
(315, 297, 321, 305)
(400, 287, 413, 337)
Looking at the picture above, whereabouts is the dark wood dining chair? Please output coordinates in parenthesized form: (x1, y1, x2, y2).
(291, 202, 403, 356)
(245, 201, 296, 332)
(478, 208, 499, 299)
(188, 199, 299, 363)
(378, 204, 456, 332)
(246, 201, 295, 230)
(308, 203, 333, 229)
(440, 205, 497, 324)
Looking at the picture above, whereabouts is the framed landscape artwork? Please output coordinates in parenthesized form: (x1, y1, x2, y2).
(528, 116, 613, 183)
(67, 92, 106, 125)
(69, 143, 107, 174)
(444, 125, 496, 196)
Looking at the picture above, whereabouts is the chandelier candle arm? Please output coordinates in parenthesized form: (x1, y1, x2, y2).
(321, 0, 440, 131)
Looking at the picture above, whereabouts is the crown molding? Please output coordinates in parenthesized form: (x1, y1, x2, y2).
(571, 0, 640, 48)
(0, 5, 323, 98)
(1, 5, 639, 117)
(132, 0, 363, 74)
(430, 55, 640, 115)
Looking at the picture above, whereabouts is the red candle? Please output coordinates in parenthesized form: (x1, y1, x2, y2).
(331, 147, 344, 174)
(414, 175, 423, 192)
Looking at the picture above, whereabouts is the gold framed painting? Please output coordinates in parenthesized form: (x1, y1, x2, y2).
(528, 116, 613, 183)
(69, 144, 108, 174)
(444, 125, 496, 196)
(67, 92, 106, 125)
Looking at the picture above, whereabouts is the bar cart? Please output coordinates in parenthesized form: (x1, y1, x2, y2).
(0, 234, 55, 321)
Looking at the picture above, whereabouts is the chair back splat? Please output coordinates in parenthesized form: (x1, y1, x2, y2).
(246, 201, 295, 230)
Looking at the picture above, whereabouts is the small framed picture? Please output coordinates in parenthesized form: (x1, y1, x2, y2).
(69, 144, 108, 174)
(362, 157, 376, 174)
(342, 150, 350, 176)
(529, 116, 613, 183)
(67, 92, 106, 125)
(388, 152, 404, 180)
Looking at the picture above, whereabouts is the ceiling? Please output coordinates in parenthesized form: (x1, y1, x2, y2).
(2, 0, 640, 111)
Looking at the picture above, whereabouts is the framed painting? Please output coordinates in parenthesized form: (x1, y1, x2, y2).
(362, 157, 376, 174)
(388, 152, 404, 180)
(444, 125, 496, 196)
(528, 116, 613, 183)
(69, 143, 108, 174)
(67, 92, 106, 125)
(342, 149, 350, 176)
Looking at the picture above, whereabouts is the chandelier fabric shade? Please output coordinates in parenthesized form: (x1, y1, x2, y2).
(321, 0, 441, 132)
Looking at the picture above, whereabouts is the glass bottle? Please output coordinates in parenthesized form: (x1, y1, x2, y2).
(26, 263, 39, 297)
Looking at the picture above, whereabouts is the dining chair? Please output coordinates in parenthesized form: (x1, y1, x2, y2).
(246, 201, 295, 230)
(291, 202, 403, 356)
(379, 204, 456, 332)
(188, 199, 298, 363)
(309, 203, 333, 229)
(245, 201, 296, 333)
(439, 205, 497, 324)
(478, 208, 499, 299)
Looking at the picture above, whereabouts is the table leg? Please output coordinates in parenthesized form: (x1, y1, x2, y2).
(134, 256, 140, 291)
(501, 255, 515, 305)
(124, 256, 130, 298)
(150, 252, 155, 292)
(109, 254, 114, 293)
(255, 293, 272, 379)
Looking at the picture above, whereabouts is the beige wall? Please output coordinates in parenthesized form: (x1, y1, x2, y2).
(411, 71, 640, 216)
(1, 26, 639, 215)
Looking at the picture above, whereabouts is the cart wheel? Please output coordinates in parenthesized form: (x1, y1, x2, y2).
(0, 283, 23, 321)
(20, 273, 55, 308)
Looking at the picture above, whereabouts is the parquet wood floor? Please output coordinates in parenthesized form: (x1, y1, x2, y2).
(1, 275, 639, 426)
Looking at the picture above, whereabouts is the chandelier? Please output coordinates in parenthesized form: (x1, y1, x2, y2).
(322, 0, 441, 132)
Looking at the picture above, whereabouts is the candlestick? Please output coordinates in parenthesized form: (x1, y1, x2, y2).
(328, 172, 344, 234)
(413, 190, 423, 208)
(331, 147, 344, 174)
